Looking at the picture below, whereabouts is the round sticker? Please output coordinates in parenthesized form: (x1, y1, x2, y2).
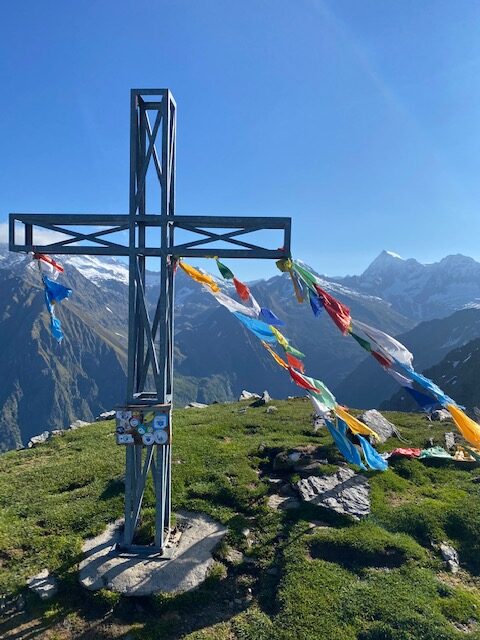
(117, 410, 131, 421)
(129, 418, 139, 428)
(153, 415, 168, 430)
(137, 425, 146, 435)
(142, 433, 155, 445)
(154, 430, 168, 445)
(116, 426, 125, 434)
(118, 434, 134, 444)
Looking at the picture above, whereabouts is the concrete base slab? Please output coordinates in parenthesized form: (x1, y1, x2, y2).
(78, 511, 227, 596)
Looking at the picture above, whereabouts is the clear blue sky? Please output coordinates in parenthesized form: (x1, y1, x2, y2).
(1, 0, 480, 280)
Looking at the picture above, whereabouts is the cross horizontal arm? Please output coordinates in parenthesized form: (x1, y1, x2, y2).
(9, 213, 292, 259)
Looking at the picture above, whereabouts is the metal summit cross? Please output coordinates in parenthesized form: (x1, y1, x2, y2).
(9, 89, 292, 554)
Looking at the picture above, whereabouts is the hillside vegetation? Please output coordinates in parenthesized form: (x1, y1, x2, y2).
(2, 400, 480, 639)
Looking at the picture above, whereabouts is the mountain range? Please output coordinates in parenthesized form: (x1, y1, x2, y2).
(2, 244, 480, 451)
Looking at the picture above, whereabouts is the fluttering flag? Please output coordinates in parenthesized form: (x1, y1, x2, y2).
(358, 436, 388, 471)
(288, 367, 320, 393)
(232, 312, 277, 343)
(210, 289, 258, 318)
(405, 388, 438, 411)
(43, 277, 72, 304)
(350, 319, 414, 368)
(289, 269, 305, 303)
(259, 307, 285, 327)
(400, 366, 458, 408)
(302, 374, 337, 409)
(215, 259, 235, 280)
(233, 277, 250, 301)
(179, 261, 220, 293)
(262, 341, 289, 369)
(325, 419, 366, 469)
(308, 289, 323, 317)
(270, 326, 305, 358)
(33, 253, 64, 273)
(286, 352, 304, 373)
(385, 368, 414, 388)
(315, 285, 351, 334)
(335, 406, 379, 439)
(447, 405, 480, 449)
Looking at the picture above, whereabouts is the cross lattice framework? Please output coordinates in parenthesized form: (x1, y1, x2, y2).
(9, 89, 292, 553)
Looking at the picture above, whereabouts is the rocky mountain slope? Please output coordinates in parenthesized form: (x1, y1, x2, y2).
(336, 250, 480, 321)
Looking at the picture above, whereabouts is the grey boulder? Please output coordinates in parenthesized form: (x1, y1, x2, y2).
(297, 467, 370, 520)
(358, 409, 396, 443)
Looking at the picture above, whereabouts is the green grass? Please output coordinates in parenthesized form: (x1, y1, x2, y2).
(2, 400, 480, 639)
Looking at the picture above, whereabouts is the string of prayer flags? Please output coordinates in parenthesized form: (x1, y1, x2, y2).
(179, 261, 220, 293)
(233, 277, 250, 301)
(315, 285, 351, 334)
(399, 366, 458, 408)
(262, 341, 289, 369)
(232, 312, 277, 343)
(215, 259, 235, 280)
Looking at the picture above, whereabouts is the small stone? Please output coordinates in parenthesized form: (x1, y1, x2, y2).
(239, 390, 261, 401)
(97, 410, 116, 421)
(185, 402, 208, 409)
(50, 429, 64, 437)
(250, 391, 271, 408)
(27, 431, 50, 448)
(266, 406, 278, 414)
(69, 420, 90, 430)
(27, 569, 58, 600)
(241, 528, 250, 538)
(431, 409, 452, 422)
(439, 542, 460, 573)
(267, 494, 300, 511)
(445, 432, 457, 450)
(224, 548, 244, 565)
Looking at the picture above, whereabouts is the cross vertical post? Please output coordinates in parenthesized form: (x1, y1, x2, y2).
(9, 88, 291, 556)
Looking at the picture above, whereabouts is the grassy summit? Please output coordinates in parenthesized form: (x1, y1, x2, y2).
(1, 400, 480, 639)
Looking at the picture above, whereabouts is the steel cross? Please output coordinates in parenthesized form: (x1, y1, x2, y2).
(9, 89, 292, 553)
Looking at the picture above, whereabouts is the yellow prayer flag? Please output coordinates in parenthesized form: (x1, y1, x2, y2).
(270, 325, 289, 350)
(261, 341, 289, 369)
(335, 406, 379, 439)
(178, 261, 220, 293)
(447, 404, 480, 449)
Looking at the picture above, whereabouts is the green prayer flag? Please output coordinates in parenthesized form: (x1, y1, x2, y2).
(292, 262, 319, 291)
(216, 259, 234, 280)
(303, 375, 337, 409)
(285, 344, 306, 359)
(350, 332, 372, 352)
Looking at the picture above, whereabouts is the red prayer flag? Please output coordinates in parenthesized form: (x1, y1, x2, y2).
(288, 367, 319, 392)
(33, 253, 64, 273)
(371, 351, 392, 368)
(287, 353, 305, 373)
(233, 277, 251, 302)
(315, 285, 351, 334)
